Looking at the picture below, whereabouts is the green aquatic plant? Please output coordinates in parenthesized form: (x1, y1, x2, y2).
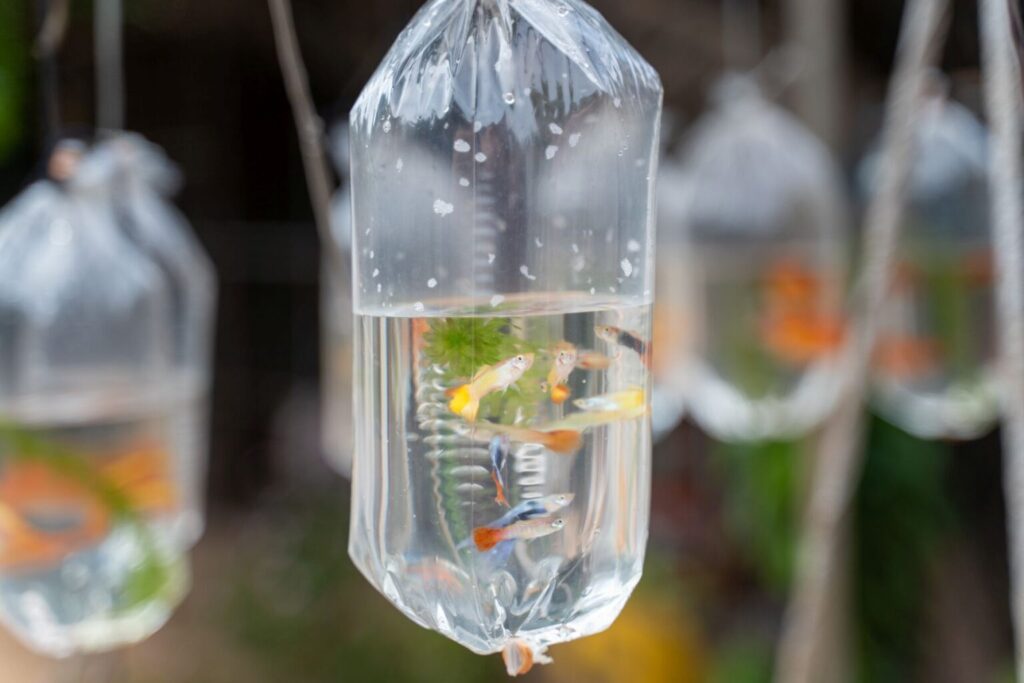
(423, 317, 519, 379)
(423, 316, 547, 424)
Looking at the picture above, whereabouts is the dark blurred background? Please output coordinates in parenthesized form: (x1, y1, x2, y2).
(0, 1, 1014, 681)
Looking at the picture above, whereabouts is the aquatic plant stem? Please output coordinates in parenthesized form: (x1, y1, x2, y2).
(981, 1, 1024, 679)
(774, 0, 950, 681)
(266, 0, 346, 275)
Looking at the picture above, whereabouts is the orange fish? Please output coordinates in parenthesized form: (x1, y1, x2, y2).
(763, 261, 823, 310)
(873, 335, 942, 379)
(482, 423, 583, 456)
(761, 313, 846, 365)
(0, 443, 176, 570)
(472, 517, 565, 552)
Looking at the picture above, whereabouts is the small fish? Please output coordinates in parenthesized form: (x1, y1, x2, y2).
(489, 493, 575, 528)
(761, 312, 846, 365)
(483, 422, 584, 455)
(575, 350, 613, 370)
(472, 517, 566, 551)
(489, 434, 511, 507)
(873, 335, 941, 379)
(546, 342, 578, 404)
(595, 325, 650, 367)
(446, 353, 534, 421)
(574, 388, 646, 413)
(763, 261, 822, 309)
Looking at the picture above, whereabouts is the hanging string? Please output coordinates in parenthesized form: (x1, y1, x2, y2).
(981, 1, 1024, 679)
(94, 0, 124, 132)
(773, 0, 950, 681)
(722, 0, 761, 71)
(266, 0, 346, 277)
(33, 0, 68, 145)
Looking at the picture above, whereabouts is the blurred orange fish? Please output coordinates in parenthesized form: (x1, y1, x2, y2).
(763, 261, 823, 311)
(761, 313, 846, 365)
(873, 335, 941, 379)
(0, 443, 176, 570)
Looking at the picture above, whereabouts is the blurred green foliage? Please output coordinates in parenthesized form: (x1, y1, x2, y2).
(714, 438, 802, 593)
(226, 493, 502, 683)
(0, 1, 28, 164)
(854, 414, 955, 683)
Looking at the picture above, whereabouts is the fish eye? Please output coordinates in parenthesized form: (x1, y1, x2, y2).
(556, 495, 567, 505)
(552, 519, 565, 528)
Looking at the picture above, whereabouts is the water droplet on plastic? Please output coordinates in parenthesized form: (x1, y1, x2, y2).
(459, 177, 470, 187)
(545, 145, 559, 160)
(613, 98, 622, 108)
(534, 238, 543, 247)
(413, 302, 425, 312)
(433, 199, 454, 216)
(453, 139, 471, 153)
(372, 268, 380, 278)
(474, 152, 488, 163)
(427, 278, 438, 288)
(520, 265, 537, 281)
(474, 121, 483, 133)
(503, 92, 516, 105)
(490, 294, 505, 307)
(382, 120, 392, 133)
(549, 123, 563, 135)
(487, 253, 496, 264)
(571, 243, 579, 253)
(621, 258, 633, 277)
(556, 3, 570, 16)
(396, 158, 404, 172)
(627, 239, 640, 253)
(569, 133, 582, 147)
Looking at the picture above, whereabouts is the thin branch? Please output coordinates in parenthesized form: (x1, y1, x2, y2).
(95, 0, 125, 132)
(774, 0, 950, 681)
(981, 1, 1024, 679)
(266, 0, 345, 274)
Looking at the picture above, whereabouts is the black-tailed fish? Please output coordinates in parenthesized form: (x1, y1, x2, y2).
(446, 353, 534, 422)
(595, 325, 650, 368)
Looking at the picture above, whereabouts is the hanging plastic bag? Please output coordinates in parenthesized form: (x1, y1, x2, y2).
(674, 75, 850, 442)
(346, 0, 662, 673)
(0, 143, 189, 657)
(90, 133, 217, 543)
(321, 123, 354, 476)
(860, 87, 998, 440)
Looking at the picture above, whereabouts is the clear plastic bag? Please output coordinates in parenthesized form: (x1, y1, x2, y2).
(345, 0, 661, 672)
(860, 90, 998, 440)
(673, 75, 849, 442)
(89, 133, 217, 542)
(321, 123, 355, 476)
(0, 144, 194, 656)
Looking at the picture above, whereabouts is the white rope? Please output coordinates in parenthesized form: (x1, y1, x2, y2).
(981, 1, 1024, 679)
(774, 0, 949, 680)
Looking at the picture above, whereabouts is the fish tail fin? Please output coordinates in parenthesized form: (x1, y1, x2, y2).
(492, 471, 510, 508)
(447, 385, 479, 421)
(473, 526, 505, 551)
(543, 429, 583, 455)
(550, 384, 571, 405)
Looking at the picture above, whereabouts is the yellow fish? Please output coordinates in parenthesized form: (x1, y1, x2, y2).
(446, 353, 534, 421)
